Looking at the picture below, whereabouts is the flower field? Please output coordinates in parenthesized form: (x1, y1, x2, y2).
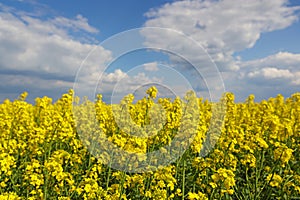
(0, 87, 300, 199)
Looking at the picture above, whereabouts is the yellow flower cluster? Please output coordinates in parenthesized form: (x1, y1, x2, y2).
(0, 88, 299, 199)
(266, 173, 282, 188)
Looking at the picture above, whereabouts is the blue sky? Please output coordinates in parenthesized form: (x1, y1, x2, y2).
(1, 0, 300, 103)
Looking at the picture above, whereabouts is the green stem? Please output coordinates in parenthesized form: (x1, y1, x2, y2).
(119, 172, 126, 199)
(106, 163, 112, 190)
(182, 160, 186, 200)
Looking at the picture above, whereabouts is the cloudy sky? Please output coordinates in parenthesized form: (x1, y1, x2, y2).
(1, 0, 300, 103)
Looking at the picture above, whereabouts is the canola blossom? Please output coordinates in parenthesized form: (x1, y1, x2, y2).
(0, 87, 299, 199)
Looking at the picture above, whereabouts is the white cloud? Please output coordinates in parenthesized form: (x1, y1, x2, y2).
(0, 5, 169, 103)
(248, 67, 294, 79)
(222, 51, 300, 101)
(103, 69, 129, 83)
(73, 67, 165, 102)
(50, 14, 99, 34)
(0, 10, 112, 75)
(143, 62, 159, 71)
(142, 0, 300, 101)
(241, 51, 300, 70)
(0, 74, 74, 90)
(0, 5, 116, 102)
(242, 52, 300, 86)
(100, 70, 163, 92)
(143, 0, 300, 71)
(291, 72, 300, 85)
